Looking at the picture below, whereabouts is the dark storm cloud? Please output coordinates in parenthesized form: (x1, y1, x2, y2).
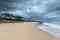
(0, 0, 18, 2)
(0, 0, 60, 23)
(0, 0, 28, 11)
(0, 0, 26, 3)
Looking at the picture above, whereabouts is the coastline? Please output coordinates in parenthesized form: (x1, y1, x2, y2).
(0, 22, 59, 40)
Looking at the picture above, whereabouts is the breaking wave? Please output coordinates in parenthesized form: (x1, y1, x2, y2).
(38, 23, 60, 39)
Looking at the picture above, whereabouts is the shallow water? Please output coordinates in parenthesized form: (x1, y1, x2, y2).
(38, 23, 60, 39)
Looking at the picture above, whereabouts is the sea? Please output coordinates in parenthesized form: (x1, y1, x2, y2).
(37, 22, 60, 39)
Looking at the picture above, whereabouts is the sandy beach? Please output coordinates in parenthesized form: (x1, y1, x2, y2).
(0, 22, 59, 40)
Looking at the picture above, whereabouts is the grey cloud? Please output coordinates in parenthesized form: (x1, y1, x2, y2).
(0, 0, 60, 23)
(0, 0, 28, 11)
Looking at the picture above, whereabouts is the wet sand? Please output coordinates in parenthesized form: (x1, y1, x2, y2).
(0, 22, 59, 40)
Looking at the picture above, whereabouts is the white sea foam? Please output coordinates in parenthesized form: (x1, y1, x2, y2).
(38, 23, 60, 39)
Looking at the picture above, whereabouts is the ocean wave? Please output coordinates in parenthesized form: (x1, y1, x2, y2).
(38, 23, 60, 39)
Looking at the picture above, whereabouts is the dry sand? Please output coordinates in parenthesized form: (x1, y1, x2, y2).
(0, 22, 59, 40)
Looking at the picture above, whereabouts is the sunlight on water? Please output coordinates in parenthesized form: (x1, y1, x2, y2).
(38, 23, 60, 39)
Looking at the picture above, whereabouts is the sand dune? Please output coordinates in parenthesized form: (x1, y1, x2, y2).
(0, 22, 59, 40)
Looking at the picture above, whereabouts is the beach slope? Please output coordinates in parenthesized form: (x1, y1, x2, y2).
(0, 22, 59, 40)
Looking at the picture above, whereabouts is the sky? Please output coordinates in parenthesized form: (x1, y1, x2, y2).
(0, 0, 60, 24)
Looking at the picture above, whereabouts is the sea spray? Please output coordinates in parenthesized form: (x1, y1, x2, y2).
(38, 23, 60, 39)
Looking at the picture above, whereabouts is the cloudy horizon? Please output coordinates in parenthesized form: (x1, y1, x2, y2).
(0, 0, 60, 24)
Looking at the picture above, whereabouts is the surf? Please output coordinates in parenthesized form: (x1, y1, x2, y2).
(38, 23, 60, 39)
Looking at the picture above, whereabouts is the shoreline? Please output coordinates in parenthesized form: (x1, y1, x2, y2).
(0, 22, 59, 40)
